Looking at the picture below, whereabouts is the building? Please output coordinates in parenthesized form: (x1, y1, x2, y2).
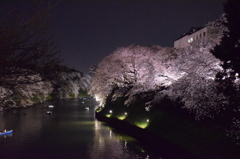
(174, 14, 225, 49)
(174, 26, 223, 48)
(174, 26, 209, 49)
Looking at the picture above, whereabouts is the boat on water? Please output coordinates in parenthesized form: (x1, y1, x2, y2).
(0, 130, 13, 135)
(46, 111, 52, 115)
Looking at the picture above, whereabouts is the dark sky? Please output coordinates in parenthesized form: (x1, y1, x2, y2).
(1, 0, 225, 74)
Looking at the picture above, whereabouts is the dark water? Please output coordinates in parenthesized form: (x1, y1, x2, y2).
(0, 99, 162, 159)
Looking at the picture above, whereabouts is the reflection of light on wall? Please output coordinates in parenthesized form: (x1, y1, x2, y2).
(109, 130, 112, 138)
(117, 112, 128, 120)
(135, 121, 149, 129)
(106, 114, 112, 118)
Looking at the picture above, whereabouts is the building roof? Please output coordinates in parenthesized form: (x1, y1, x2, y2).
(175, 26, 204, 41)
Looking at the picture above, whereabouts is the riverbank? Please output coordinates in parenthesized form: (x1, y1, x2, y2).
(0, 68, 91, 111)
(95, 106, 240, 159)
(95, 112, 199, 159)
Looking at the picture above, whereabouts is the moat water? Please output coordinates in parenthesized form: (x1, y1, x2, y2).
(0, 98, 164, 159)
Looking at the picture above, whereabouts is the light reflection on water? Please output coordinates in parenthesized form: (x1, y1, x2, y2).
(88, 120, 149, 159)
(0, 99, 161, 159)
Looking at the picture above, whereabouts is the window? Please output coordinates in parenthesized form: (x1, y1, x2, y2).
(188, 37, 193, 43)
(203, 32, 206, 36)
(200, 34, 202, 38)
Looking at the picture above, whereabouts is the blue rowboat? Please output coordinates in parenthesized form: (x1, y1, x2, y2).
(0, 130, 13, 135)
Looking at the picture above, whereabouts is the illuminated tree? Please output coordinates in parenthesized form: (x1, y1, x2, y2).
(91, 15, 227, 120)
(90, 45, 183, 106)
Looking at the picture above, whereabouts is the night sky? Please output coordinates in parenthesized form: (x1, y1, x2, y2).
(1, 0, 225, 74)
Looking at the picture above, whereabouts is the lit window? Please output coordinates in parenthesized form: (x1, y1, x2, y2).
(188, 37, 193, 43)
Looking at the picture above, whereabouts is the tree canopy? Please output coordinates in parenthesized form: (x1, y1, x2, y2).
(211, 0, 240, 73)
(0, 3, 61, 87)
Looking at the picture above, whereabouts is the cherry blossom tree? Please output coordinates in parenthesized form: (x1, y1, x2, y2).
(90, 45, 184, 106)
(156, 16, 227, 120)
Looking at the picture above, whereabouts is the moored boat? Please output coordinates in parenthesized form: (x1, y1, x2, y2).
(46, 111, 52, 115)
(0, 129, 13, 135)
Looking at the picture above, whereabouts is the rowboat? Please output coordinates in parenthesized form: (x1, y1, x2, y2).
(0, 130, 13, 135)
(46, 111, 52, 115)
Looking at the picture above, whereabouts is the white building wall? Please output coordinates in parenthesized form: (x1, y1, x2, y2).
(174, 27, 208, 49)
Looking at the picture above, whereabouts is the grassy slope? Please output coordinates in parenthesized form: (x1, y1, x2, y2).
(97, 94, 240, 159)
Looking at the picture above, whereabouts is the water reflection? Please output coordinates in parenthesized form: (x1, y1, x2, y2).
(88, 120, 153, 159)
(0, 99, 162, 159)
(0, 133, 13, 139)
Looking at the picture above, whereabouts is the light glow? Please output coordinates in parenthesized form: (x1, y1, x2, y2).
(106, 114, 112, 118)
(135, 121, 149, 129)
(117, 112, 128, 120)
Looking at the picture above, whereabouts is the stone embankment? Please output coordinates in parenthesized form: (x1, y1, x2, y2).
(95, 112, 199, 159)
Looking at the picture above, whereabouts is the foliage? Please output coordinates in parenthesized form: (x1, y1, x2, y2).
(210, 0, 240, 143)
(90, 14, 240, 144)
(0, 3, 91, 109)
(68, 92, 75, 98)
(0, 3, 60, 87)
(211, 0, 240, 73)
(90, 45, 183, 106)
(0, 68, 91, 109)
(78, 88, 88, 97)
(50, 71, 91, 99)
(90, 33, 224, 114)
(88, 63, 98, 76)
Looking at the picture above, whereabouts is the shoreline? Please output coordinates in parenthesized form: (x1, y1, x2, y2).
(95, 111, 200, 159)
